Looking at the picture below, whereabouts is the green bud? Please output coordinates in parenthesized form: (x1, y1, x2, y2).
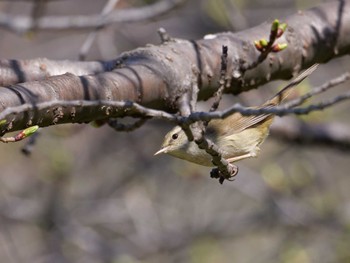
(277, 43, 288, 50)
(272, 43, 288, 52)
(276, 23, 287, 38)
(259, 38, 268, 47)
(254, 40, 262, 50)
(279, 23, 287, 32)
(271, 19, 280, 32)
(23, 125, 39, 137)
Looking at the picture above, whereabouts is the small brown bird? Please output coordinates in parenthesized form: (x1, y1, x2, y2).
(155, 64, 318, 166)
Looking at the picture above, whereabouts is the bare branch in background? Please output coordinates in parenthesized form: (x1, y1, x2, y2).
(271, 118, 350, 151)
(30, 0, 48, 32)
(79, 0, 120, 61)
(0, 0, 186, 34)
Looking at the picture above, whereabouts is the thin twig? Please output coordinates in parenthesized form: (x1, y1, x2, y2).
(283, 72, 350, 108)
(0, 87, 349, 132)
(0, 100, 178, 124)
(192, 128, 238, 183)
(209, 45, 228, 113)
(207, 45, 236, 183)
(0, 77, 349, 129)
(157, 27, 172, 43)
(244, 20, 287, 71)
(185, 47, 237, 184)
(182, 92, 350, 124)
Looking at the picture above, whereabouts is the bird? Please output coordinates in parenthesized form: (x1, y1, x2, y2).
(155, 64, 318, 167)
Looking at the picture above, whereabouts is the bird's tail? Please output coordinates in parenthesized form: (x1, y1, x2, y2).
(267, 64, 319, 106)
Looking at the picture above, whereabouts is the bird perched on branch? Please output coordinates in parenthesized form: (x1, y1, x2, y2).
(155, 64, 319, 166)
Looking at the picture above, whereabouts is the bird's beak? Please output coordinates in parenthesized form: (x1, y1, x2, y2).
(154, 146, 169, 156)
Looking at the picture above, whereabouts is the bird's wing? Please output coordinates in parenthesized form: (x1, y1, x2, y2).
(207, 104, 274, 136)
(206, 64, 319, 138)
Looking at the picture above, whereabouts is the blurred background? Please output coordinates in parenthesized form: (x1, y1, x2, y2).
(0, 0, 350, 262)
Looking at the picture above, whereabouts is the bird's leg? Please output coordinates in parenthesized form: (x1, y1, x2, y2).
(226, 149, 260, 163)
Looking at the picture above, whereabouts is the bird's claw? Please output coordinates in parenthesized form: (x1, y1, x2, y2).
(210, 164, 239, 184)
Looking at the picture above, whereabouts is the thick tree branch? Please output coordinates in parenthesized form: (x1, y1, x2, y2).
(0, 1, 349, 134)
(0, 58, 113, 86)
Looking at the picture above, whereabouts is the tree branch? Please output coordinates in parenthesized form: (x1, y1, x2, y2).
(78, 0, 120, 61)
(0, 1, 349, 134)
(0, 58, 113, 86)
(271, 118, 350, 151)
(0, 0, 186, 34)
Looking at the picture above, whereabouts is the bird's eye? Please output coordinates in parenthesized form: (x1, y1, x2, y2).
(172, 133, 178, 140)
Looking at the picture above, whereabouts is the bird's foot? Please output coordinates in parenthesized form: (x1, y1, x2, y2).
(210, 164, 239, 184)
